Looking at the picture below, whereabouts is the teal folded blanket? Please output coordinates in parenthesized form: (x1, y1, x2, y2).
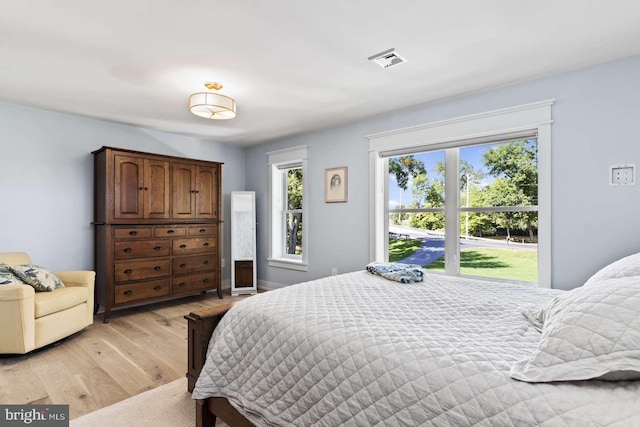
(365, 262, 424, 283)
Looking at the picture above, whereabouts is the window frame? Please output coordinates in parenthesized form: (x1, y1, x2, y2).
(267, 146, 309, 271)
(367, 100, 554, 287)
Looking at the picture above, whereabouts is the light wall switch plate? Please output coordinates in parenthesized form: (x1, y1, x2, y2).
(610, 164, 635, 186)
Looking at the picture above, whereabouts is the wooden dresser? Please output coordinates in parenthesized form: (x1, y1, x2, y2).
(93, 146, 223, 322)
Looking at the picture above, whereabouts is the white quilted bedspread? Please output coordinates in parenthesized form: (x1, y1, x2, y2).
(192, 271, 640, 426)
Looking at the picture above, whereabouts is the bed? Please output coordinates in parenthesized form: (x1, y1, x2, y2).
(186, 259, 640, 426)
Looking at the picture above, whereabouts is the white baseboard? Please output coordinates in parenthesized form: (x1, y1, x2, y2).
(258, 279, 287, 291)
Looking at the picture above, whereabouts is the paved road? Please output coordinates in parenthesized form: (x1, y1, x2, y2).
(400, 236, 445, 265)
(391, 228, 536, 266)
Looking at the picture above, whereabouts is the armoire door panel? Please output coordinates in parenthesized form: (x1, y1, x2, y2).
(172, 163, 196, 219)
(196, 166, 217, 219)
(144, 159, 170, 218)
(114, 155, 144, 219)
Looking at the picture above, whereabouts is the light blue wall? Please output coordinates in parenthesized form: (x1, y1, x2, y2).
(0, 103, 245, 283)
(246, 55, 640, 290)
(2, 55, 639, 291)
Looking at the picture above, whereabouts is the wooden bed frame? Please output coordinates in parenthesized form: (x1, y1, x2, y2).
(185, 303, 255, 427)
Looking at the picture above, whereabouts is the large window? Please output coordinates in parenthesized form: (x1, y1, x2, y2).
(388, 138, 538, 283)
(367, 100, 553, 287)
(268, 146, 308, 271)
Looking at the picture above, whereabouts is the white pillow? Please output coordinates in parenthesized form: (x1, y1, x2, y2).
(521, 251, 640, 333)
(511, 276, 640, 382)
(584, 251, 640, 286)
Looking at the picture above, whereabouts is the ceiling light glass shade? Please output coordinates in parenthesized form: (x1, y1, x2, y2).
(189, 92, 237, 120)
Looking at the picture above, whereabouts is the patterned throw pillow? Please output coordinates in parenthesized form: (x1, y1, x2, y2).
(9, 264, 64, 292)
(0, 263, 25, 285)
(365, 262, 424, 283)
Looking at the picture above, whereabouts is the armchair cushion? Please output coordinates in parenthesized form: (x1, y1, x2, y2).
(34, 287, 88, 318)
(10, 265, 64, 292)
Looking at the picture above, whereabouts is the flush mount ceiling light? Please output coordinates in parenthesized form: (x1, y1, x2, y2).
(189, 82, 237, 120)
(368, 48, 407, 69)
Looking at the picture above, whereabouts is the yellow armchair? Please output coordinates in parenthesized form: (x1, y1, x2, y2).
(0, 252, 95, 354)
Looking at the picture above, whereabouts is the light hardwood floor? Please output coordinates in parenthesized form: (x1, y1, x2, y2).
(0, 291, 252, 420)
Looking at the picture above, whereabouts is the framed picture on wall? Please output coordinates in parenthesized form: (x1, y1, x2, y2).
(325, 166, 348, 203)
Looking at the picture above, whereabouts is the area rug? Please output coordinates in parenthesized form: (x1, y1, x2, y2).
(71, 378, 193, 427)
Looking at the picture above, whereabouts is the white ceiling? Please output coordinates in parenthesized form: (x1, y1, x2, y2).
(1, 1, 640, 147)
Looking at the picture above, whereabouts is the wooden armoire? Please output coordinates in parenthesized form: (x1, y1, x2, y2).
(92, 146, 223, 323)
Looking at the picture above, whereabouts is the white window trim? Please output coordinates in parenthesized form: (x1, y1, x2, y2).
(267, 145, 309, 271)
(366, 100, 554, 287)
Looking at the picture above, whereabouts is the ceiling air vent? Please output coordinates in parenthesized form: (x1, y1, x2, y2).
(368, 48, 407, 69)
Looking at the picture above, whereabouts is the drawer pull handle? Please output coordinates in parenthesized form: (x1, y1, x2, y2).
(129, 231, 137, 236)
(203, 278, 211, 283)
(123, 248, 132, 253)
(154, 266, 162, 271)
(124, 290, 133, 296)
(199, 229, 206, 233)
(144, 187, 148, 190)
(203, 242, 210, 247)
(179, 282, 187, 287)
(124, 269, 132, 274)
(179, 263, 186, 268)
(154, 285, 162, 291)
(203, 260, 209, 265)
(179, 244, 187, 249)
(138, 187, 144, 190)
(167, 229, 175, 234)
(154, 246, 162, 250)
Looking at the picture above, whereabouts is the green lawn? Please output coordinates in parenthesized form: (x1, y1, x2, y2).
(389, 238, 538, 282)
(388, 238, 424, 262)
(425, 247, 538, 282)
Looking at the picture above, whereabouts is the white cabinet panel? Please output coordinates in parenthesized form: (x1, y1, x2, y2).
(231, 191, 257, 295)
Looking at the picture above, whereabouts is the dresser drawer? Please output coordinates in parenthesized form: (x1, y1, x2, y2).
(172, 237, 215, 255)
(172, 254, 216, 275)
(114, 227, 153, 239)
(114, 239, 170, 260)
(154, 226, 187, 237)
(114, 279, 170, 304)
(114, 259, 171, 282)
(172, 272, 216, 294)
(188, 225, 216, 236)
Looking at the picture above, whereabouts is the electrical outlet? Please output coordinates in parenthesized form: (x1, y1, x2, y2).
(331, 268, 337, 276)
(610, 164, 635, 186)
(221, 258, 225, 268)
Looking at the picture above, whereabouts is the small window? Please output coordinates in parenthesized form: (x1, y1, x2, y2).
(268, 146, 308, 271)
(284, 166, 303, 257)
